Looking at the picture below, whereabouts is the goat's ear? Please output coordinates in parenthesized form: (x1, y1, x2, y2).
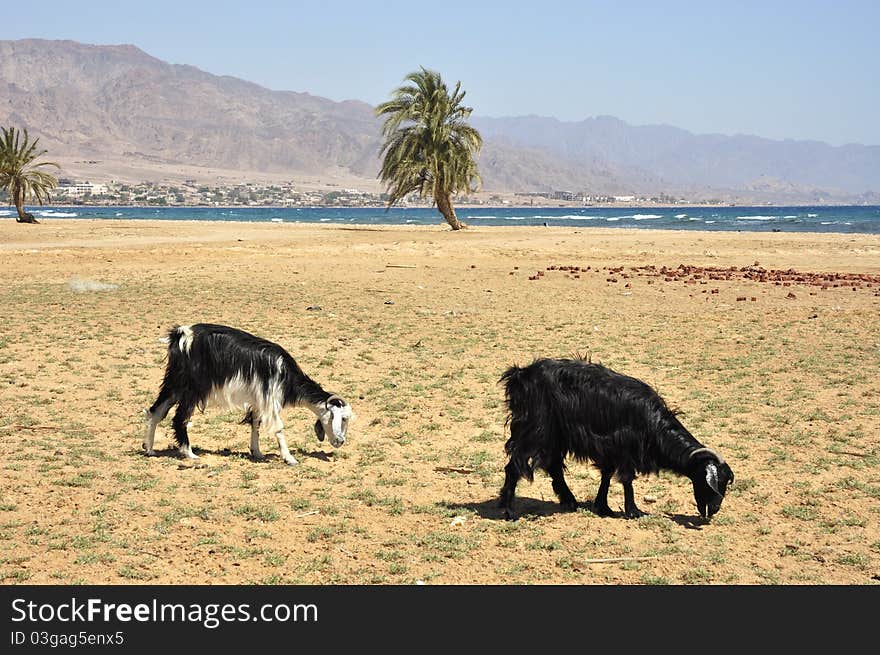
(705, 462, 720, 495)
(327, 397, 346, 409)
(314, 419, 325, 442)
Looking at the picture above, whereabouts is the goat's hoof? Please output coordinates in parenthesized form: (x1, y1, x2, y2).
(593, 503, 615, 517)
(144, 449, 157, 457)
(250, 451, 265, 461)
(501, 507, 516, 521)
(283, 457, 298, 466)
(623, 508, 647, 519)
(560, 499, 578, 512)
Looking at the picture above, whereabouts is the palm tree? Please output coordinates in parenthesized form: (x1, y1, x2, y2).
(375, 68, 482, 230)
(0, 126, 59, 224)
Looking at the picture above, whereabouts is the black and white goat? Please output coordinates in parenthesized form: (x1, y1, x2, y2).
(143, 324, 352, 465)
(498, 357, 734, 520)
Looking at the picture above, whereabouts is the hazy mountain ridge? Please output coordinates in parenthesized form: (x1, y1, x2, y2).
(1, 39, 381, 175)
(2, 39, 878, 202)
(471, 115, 880, 196)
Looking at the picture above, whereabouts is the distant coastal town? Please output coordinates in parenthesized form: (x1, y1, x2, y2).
(8, 178, 720, 208)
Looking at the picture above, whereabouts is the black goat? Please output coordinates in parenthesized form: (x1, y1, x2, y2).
(144, 324, 351, 465)
(498, 357, 733, 520)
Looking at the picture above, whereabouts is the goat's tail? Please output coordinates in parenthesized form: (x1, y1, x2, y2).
(499, 363, 526, 387)
(157, 325, 195, 378)
(164, 325, 194, 357)
(499, 364, 530, 414)
(498, 364, 542, 481)
(154, 325, 194, 394)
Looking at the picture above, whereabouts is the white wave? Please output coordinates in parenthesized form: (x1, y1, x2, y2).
(632, 214, 662, 220)
(0, 210, 11, 216)
(270, 218, 283, 222)
(532, 214, 591, 220)
(466, 215, 496, 219)
(606, 217, 621, 221)
(532, 214, 597, 220)
(736, 215, 778, 220)
(319, 218, 331, 222)
(37, 211, 78, 217)
(502, 217, 527, 221)
(675, 213, 687, 219)
(705, 220, 716, 224)
(820, 221, 838, 225)
(688, 217, 703, 221)
(783, 215, 797, 219)
(807, 213, 818, 217)
(115, 212, 123, 217)
(405, 219, 418, 224)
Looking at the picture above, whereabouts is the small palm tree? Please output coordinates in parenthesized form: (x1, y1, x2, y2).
(0, 126, 59, 224)
(376, 68, 482, 230)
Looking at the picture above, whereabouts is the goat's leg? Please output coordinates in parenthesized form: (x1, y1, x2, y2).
(265, 412, 297, 466)
(498, 458, 524, 519)
(274, 430, 297, 466)
(171, 396, 199, 460)
(243, 410, 264, 460)
(593, 469, 615, 517)
(143, 389, 176, 456)
(547, 459, 578, 512)
(621, 476, 646, 519)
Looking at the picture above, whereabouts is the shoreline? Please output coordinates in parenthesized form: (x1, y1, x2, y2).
(3, 219, 880, 275)
(16, 201, 880, 210)
(6, 205, 880, 239)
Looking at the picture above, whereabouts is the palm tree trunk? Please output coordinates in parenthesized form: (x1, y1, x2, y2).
(13, 187, 38, 224)
(435, 192, 463, 230)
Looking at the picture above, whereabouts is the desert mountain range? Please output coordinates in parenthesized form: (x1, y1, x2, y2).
(2, 39, 879, 203)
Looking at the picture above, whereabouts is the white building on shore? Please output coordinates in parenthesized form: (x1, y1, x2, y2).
(55, 181, 109, 198)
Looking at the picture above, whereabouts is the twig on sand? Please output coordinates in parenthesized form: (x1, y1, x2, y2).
(386, 264, 417, 269)
(583, 556, 660, 564)
(832, 450, 871, 458)
(434, 466, 476, 474)
(295, 510, 320, 518)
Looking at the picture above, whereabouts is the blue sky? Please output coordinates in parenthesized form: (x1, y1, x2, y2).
(6, 0, 879, 145)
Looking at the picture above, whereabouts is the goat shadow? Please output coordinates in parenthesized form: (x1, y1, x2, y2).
(666, 513, 711, 530)
(444, 497, 614, 521)
(444, 498, 710, 528)
(135, 445, 334, 463)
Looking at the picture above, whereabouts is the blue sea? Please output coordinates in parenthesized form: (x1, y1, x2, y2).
(4, 205, 880, 234)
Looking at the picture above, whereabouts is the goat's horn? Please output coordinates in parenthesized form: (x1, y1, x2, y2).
(689, 447, 726, 465)
(325, 394, 344, 409)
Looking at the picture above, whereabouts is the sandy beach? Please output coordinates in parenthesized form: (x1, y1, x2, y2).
(0, 219, 878, 584)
